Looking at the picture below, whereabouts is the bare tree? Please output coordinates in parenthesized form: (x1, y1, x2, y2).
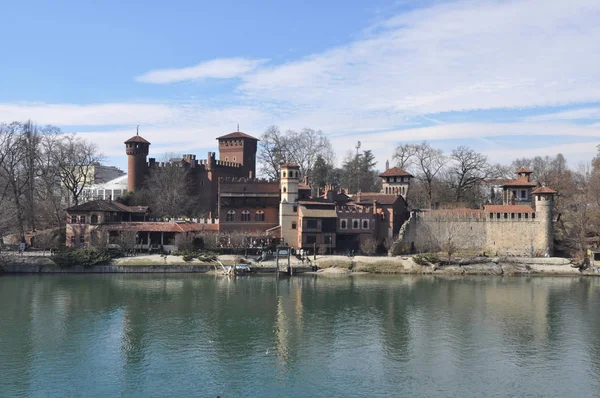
(144, 163, 193, 218)
(411, 142, 446, 208)
(448, 146, 490, 203)
(256, 126, 334, 181)
(53, 134, 103, 207)
(393, 144, 418, 169)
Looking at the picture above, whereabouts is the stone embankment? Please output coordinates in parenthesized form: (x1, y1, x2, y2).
(313, 255, 600, 276)
(1, 253, 598, 276)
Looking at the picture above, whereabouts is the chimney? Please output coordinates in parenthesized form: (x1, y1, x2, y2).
(304, 176, 309, 185)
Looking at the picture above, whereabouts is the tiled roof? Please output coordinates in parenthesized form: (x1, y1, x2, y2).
(379, 167, 413, 177)
(100, 222, 218, 233)
(484, 205, 535, 213)
(532, 186, 557, 194)
(355, 193, 400, 205)
(502, 180, 537, 187)
(216, 132, 259, 141)
(124, 135, 151, 144)
(66, 200, 135, 213)
(516, 167, 533, 173)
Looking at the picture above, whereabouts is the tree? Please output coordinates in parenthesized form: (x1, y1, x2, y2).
(256, 126, 334, 182)
(53, 134, 103, 207)
(448, 146, 490, 203)
(397, 142, 446, 208)
(144, 164, 194, 218)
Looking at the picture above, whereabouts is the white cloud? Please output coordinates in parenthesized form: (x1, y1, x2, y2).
(136, 58, 267, 84)
(240, 0, 600, 116)
(0, 102, 180, 126)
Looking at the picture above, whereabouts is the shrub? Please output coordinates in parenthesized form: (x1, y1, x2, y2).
(182, 254, 195, 262)
(413, 252, 441, 266)
(52, 248, 112, 268)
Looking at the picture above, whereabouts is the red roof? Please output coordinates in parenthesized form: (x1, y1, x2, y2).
(355, 193, 401, 205)
(484, 205, 535, 213)
(100, 222, 218, 233)
(532, 186, 557, 194)
(379, 167, 413, 178)
(216, 132, 259, 141)
(124, 135, 151, 144)
(516, 167, 533, 174)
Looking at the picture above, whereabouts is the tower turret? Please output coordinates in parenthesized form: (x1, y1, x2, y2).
(532, 186, 556, 256)
(379, 167, 413, 199)
(216, 131, 259, 178)
(279, 162, 300, 247)
(125, 134, 150, 192)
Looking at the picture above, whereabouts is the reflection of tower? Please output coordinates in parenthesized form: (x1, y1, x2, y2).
(279, 163, 300, 247)
(125, 133, 150, 193)
(533, 186, 556, 256)
(275, 278, 304, 365)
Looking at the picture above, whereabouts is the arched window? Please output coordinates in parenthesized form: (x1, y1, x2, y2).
(241, 210, 251, 222)
(353, 220, 359, 229)
(283, 187, 287, 193)
(226, 210, 236, 222)
(362, 220, 369, 229)
(255, 210, 265, 222)
(283, 171, 287, 178)
(340, 220, 347, 229)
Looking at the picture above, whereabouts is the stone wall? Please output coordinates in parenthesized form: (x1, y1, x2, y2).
(397, 210, 549, 256)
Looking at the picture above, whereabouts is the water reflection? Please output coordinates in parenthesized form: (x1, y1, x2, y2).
(0, 274, 599, 397)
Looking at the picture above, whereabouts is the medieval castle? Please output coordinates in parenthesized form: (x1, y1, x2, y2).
(65, 131, 556, 257)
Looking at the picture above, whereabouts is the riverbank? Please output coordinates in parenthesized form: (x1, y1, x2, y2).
(1, 253, 599, 275)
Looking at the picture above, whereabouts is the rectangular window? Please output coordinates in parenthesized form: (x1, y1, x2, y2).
(532, 213, 536, 219)
(292, 222, 297, 230)
(71, 215, 77, 223)
(521, 190, 527, 199)
(79, 236, 85, 244)
(525, 213, 529, 219)
(70, 236, 75, 245)
(504, 213, 508, 219)
(306, 235, 316, 244)
(518, 213, 522, 219)
(293, 206, 298, 213)
(80, 215, 86, 224)
(511, 213, 515, 219)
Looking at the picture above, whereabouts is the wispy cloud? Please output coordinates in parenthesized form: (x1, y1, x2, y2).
(136, 58, 267, 84)
(0, 102, 180, 126)
(525, 107, 600, 122)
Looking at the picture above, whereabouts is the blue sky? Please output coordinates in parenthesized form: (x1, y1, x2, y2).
(1, 0, 599, 173)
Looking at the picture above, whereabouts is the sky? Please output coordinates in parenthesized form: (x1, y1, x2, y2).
(1, 0, 599, 174)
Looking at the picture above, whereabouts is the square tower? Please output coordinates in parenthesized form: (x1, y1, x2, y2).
(379, 167, 413, 199)
(216, 131, 259, 178)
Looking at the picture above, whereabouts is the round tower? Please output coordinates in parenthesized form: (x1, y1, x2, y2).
(125, 135, 151, 193)
(279, 163, 300, 247)
(532, 186, 556, 256)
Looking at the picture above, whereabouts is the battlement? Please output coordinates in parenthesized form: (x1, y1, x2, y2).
(336, 205, 374, 214)
(214, 159, 242, 168)
(419, 209, 486, 221)
(219, 176, 277, 184)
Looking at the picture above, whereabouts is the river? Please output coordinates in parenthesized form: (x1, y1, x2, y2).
(1, 274, 599, 397)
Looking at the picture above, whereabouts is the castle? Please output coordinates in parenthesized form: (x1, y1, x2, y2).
(65, 131, 557, 257)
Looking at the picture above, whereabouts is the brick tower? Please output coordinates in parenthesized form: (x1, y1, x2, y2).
(216, 131, 258, 178)
(125, 134, 150, 192)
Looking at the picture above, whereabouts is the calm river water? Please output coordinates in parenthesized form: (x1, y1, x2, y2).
(1, 274, 599, 397)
